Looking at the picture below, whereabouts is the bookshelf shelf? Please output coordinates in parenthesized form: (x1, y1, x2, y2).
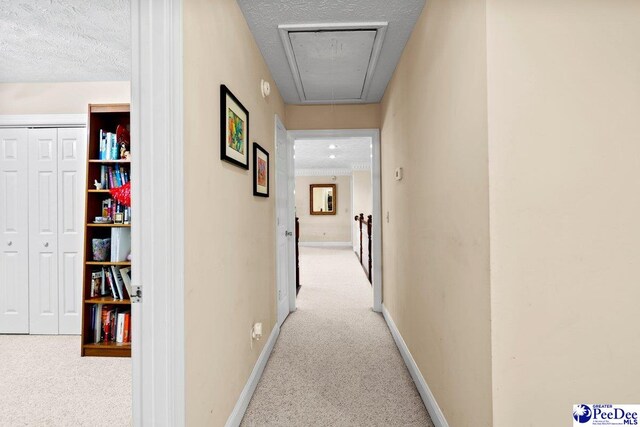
(85, 297, 132, 305)
(83, 342, 131, 349)
(83, 342, 131, 358)
(88, 159, 131, 164)
(86, 261, 131, 266)
(81, 103, 132, 358)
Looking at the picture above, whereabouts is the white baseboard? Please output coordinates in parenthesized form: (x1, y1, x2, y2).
(225, 323, 280, 427)
(299, 241, 352, 247)
(382, 304, 449, 427)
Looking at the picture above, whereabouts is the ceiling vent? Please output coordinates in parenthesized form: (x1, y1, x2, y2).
(278, 23, 388, 104)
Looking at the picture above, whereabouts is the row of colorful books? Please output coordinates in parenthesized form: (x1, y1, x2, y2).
(91, 304, 131, 344)
(90, 266, 132, 299)
(100, 165, 129, 189)
(101, 198, 131, 223)
(99, 130, 125, 160)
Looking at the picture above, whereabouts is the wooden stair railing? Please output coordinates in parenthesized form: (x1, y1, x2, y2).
(354, 213, 372, 284)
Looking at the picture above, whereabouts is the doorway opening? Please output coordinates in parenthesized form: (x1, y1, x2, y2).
(275, 127, 382, 318)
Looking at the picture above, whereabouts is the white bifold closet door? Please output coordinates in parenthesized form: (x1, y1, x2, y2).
(56, 128, 86, 334)
(28, 128, 59, 334)
(28, 128, 86, 335)
(0, 127, 85, 335)
(0, 129, 30, 333)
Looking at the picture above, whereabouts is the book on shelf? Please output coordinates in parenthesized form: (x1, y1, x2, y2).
(105, 269, 117, 299)
(90, 271, 102, 297)
(110, 266, 126, 300)
(110, 228, 131, 262)
(119, 267, 133, 298)
(92, 304, 131, 344)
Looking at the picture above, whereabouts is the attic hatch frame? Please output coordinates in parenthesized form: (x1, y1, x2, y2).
(278, 22, 388, 104)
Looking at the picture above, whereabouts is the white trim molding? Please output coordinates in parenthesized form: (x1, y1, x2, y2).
(225, 324, 280, 427)
(382, 305, 449, 427)
(0, 114, 86, 128)
(278, 22, 388, 104)
(132, 0, 184, 426)
(298, 241, 353, 248)
(295, 168, 352, 177)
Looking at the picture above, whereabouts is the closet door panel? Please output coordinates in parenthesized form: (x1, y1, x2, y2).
(28, 128, 59, 335)
(0, 129, 29, 333)
(57, 128, 86, 334)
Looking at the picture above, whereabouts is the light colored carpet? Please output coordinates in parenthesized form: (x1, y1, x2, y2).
(0, 335, 132, 426)
(241, 247, 432, 427)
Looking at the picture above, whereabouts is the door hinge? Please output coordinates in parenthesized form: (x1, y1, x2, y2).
(131, 285, 142, 303)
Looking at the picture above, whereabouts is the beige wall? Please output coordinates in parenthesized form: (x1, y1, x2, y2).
(285, 104, 380, 130)
(0, 81, 130, 114)
(351, 170, 372, 250)
(487, 1, 640, 425)
(295, 175, 352, 243)
(380, 0, 492, 426)
(183, 0, 285, 424)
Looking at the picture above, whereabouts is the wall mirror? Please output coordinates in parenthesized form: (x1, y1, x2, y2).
(310, 184, 337, 215)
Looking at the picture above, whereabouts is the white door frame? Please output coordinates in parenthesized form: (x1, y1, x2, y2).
(0, 115, 86, 128)
(132, 0, 184, 426)
(288, 129, 382, 312)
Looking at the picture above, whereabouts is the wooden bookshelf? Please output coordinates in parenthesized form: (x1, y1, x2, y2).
(81, 104, 132, 357)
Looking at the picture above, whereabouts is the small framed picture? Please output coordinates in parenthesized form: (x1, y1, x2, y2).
(253, 143, 269, 197)
(220, 84, 250, 169)
(114, 212, 124, 224)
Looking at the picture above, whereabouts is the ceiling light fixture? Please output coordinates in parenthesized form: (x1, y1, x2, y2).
(329, 154, 336, 159)
(329, 144, 337, 150)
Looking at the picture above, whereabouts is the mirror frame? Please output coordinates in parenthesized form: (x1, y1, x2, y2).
(309, 184, 337, 216)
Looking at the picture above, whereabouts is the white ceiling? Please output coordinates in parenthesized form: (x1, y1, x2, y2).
(237, 0, 425, 104)
(295, 137, 371, 172)
(0, 0, 130, 83)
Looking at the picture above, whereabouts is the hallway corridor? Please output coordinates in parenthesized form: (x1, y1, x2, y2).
(241, 247, 432, 426)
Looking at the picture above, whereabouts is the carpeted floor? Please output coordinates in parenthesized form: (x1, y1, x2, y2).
(0, 335, 132, 426)
(241, 246, 432, 427)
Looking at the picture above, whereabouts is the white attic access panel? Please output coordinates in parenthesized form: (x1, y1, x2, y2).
(279, 23, 388, 104)
(290, 30, 376, 101)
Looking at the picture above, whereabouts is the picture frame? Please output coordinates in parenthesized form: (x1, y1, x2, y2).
(309, 184, 337, 215)
(220, 84, 250, 169)
(253, 143, 269, 197)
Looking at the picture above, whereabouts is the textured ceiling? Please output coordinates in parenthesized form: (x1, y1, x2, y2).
(236, 0, 425, 104)
(0, 0, 130, 83)
(294, 137, 371, 171)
